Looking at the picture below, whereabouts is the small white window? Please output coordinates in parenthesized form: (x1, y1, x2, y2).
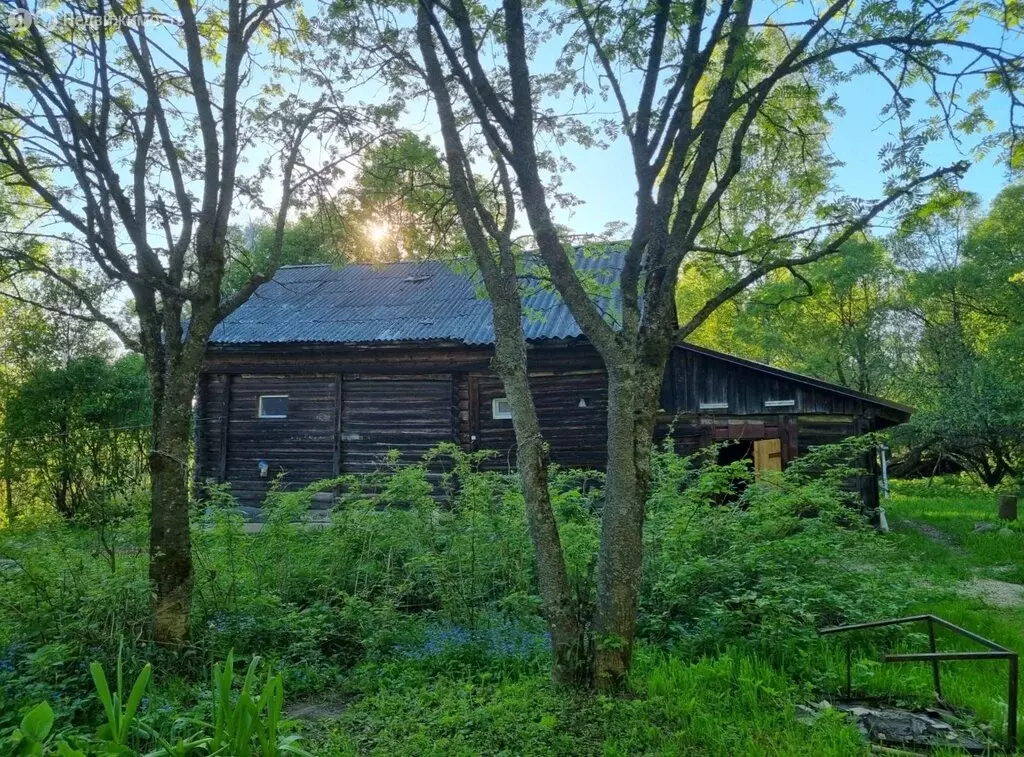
(258, 395, 289, 419)
(699, 401, 729, 410)
(492, 397, 513, 420)
(764, 399, 796, 408)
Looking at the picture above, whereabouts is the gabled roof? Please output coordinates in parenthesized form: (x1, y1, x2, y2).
(209, 249, 910, 418)
(210, 248, 623, 346)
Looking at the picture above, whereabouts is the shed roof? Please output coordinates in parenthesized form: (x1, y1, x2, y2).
(210, 248, 622, 346)
(679, 343, 913, 417)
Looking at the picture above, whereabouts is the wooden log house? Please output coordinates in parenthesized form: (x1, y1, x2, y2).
(196, 251, 911, 514)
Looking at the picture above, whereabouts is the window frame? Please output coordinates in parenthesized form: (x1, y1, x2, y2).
(257, 394, 289, 419)
(492, 396, 513, 420)
(698, 401, 729, 410)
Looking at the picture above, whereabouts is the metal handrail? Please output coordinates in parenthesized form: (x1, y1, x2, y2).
(819, 614, 1019, 751)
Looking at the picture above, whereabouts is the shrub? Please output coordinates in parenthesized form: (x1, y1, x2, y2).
(642, 437, 916, 669)
(0, 437, 918, 753)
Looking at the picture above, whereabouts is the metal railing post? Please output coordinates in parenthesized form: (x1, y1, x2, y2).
(1009, 654, 1018, 752)
(846, 642, 852, 699)
(818, 614, 1018, 753)
(927, 616, 942, 700)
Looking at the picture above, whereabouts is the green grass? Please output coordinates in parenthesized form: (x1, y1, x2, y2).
(306, 650, 867, 756)
(285, 482, 1024, 755)
(291, 483, 1024, 756)
(4, 479, 1021, 755)
(873, 481, 1024, 749)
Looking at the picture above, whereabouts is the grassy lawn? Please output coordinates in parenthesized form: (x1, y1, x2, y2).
(4, 476, 1023, 755)
(301, 650, 868, 756)
(873, 482, 1024, 750)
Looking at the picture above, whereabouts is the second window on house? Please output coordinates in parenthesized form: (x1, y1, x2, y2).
(258, 395, 289, 419)
(492, 397, 512, 419)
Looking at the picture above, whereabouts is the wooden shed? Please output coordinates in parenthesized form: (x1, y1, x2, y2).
(197, 252, 910, 513)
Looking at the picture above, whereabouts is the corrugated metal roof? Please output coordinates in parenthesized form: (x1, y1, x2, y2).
(209, 248, 625, 346)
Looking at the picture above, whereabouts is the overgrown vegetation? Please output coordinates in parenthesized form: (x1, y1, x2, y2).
(0, 442, 958, 754)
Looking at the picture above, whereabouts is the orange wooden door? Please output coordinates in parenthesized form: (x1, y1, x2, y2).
(753, 438, 783, 474)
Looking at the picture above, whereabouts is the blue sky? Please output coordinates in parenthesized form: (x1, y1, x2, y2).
(210, 0, 1021, 240)
(498, 4, 1023, 238)
(545, 72, 1019, 237)
(10, 0, 1019, 245)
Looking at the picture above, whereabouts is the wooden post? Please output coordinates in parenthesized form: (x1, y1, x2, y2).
(217, 374, 231, 483)
(999, 494, 1018, 521)
(332, 374, 343, 477)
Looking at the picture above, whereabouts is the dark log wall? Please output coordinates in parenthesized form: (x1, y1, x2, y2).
(341, 376, 456, 473)
(224, 374, 338, 504)
(796, 413, 880, 512)
(672, 348, 863, 416)
(472, 370, 608, 470)
(196, 373, 229, 481)
(702, 414, 801, 462)
(196, 340, 896, 508)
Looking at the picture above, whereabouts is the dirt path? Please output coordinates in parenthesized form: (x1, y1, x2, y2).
(961, 578, 1024, 608)
(898, 518, 964, 552)
(897, 518, 1024, 608)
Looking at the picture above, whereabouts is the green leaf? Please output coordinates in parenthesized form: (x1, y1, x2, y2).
(119, 663, 152, 742)
(90, 662, 117, 732)
(20, 701, 54, 743)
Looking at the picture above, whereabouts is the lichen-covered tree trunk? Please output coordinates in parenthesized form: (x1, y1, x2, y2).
(593, 359, 664, 689)
(148, 370, 199, 646)
(490, 288, 586, 686)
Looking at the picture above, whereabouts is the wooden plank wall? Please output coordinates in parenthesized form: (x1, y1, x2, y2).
(673, 349, 862, 416)
(797, 414, 880, 512)
(195, 373, 228, 481)
(197, 340, 888, 509)
(341, 375, 455, 473)
(224, 374, 338, 505)
(472, 370, 607, 470)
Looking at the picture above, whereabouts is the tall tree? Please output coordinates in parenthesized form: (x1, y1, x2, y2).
(4, 354, 150, 518)
(340, 132, 467, 261)
(893, 187, 1024, 485)
(683, 240, 912, 397)
(0, 0, 376, 643)
(221, 130, 466, 290)
(342, 0, 1022, 687)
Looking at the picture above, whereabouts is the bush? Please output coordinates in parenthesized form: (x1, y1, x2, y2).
(0, 438, 915, 753)
(642, 438, 916, 669)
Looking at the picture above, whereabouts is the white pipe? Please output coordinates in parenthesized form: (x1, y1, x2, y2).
(879, 443, 890, 500)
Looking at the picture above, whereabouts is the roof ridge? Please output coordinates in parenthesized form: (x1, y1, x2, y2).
(278, 258, 462, 270)
(276, 247, 628, 272)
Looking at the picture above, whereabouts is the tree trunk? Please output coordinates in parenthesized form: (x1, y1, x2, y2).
(148, 376, 196, 646)
(2, 442, 13, 526)
(490, 295, 586, 686)
(593, 360, 663, 689)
